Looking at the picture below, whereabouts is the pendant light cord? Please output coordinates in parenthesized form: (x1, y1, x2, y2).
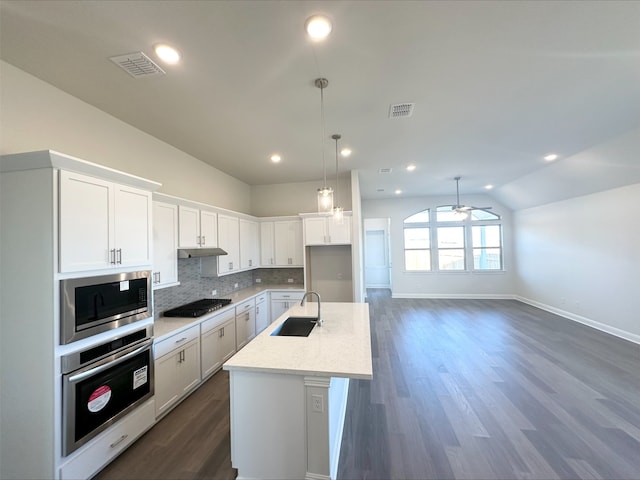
(320, 82, 327, 188)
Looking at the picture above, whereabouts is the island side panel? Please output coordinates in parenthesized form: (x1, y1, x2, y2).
(230, 371, 306, 479)
(329, 377, 350, 479)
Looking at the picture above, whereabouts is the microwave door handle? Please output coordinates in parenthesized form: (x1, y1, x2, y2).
(67, 342, 151, 384)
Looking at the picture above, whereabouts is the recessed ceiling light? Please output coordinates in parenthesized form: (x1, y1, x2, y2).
(485, 184, 494, 190)
(154, 44, 181, 64)
(340, 148, 351, 157)
(544, 153, 559, 162)
(395, 189, 402, 195)
(270, 154, 281, 163)
(406, 164, 416, 172)
(305, 15, 332, 41)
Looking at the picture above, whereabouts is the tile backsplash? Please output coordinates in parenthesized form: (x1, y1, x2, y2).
(153, 258, 303, 318)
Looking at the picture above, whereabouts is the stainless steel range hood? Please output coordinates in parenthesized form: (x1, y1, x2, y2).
(178, 247, 228, 259)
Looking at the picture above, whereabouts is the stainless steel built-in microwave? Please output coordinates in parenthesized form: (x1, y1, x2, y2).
(60, 270, 152, 344)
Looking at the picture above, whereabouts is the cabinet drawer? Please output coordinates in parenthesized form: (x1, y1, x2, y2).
(201, 308, 236, 334)
(255, 293, 268, 304)
(235, 298, 255, 314)
(270, 291, 305, 301)
(154, 324, 200, 359)
(59, 399, 155, 480)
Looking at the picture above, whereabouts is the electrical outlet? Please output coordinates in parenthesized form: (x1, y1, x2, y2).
(234, 283, 238, 289)
(287, 278, 294, 283)
(211, 289, 217, 297)
(312, 394, 323, 413)
(255, 278, 262, 284)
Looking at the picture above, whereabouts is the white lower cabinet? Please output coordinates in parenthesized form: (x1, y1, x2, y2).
(270, 291, 305, 323)
(255, 293, 269, 334)
(59, 398, 155, 480)
(235, 299, 256, 350)
(154, 325, 201, 418)
(201, 309, 237, 379)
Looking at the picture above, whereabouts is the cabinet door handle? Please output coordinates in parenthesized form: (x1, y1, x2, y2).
(110, 249, 116, 265)
(202, 235, 206, 245)
(116, 248, 122, 264)
(110, 434, 129, 449)
(249, 259, 252, 267)
(229, 262, 233, 269)
(219, 328, 224, 338)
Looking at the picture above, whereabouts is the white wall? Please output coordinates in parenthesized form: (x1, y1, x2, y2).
(362, 194, 516, 298)
(514, 182, 640, 342)
(0, 61, 251, 213)
(250, 177, 352, 217)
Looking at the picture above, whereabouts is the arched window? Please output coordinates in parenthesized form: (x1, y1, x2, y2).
(403, 206, 503, 272)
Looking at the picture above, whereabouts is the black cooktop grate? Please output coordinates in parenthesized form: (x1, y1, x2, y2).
(163, 298, 232, 317)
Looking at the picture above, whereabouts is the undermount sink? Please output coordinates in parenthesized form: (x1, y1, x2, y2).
(271, 317, 317, 337)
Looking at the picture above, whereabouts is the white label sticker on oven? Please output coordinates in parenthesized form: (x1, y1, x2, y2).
(133, 365, 148, 390)
(120, 280, 130, 291)
(87, 385, 111, 413)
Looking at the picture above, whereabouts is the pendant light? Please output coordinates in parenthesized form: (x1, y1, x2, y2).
(315, 78, 334, 214)
(331, 134, 344, 224)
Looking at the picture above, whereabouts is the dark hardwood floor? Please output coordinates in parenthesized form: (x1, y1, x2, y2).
(96, 290, 640, 480)
(338, 290, 640, 480)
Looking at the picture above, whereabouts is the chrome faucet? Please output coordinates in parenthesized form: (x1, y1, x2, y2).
(300, 291, 322, 326)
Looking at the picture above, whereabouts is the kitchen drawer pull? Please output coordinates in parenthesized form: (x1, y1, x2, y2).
(174, 337, 188, 344)
(110, 434, 129, 449)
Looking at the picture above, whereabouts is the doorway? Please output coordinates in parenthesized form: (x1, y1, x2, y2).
(364, 218, 391, 289)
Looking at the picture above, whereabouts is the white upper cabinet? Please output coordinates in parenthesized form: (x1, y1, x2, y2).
(260, 222, 275, 266)
(59, 170, 152, 272)
(303, 214, 352, 246)
(261, 219, 303, 267)
(274, 220, 303, 266)
(218, 214, 240, 274)
(239, 219, 259, 269)
(178, 205, 217, 248)
(152, 201, 179, 288)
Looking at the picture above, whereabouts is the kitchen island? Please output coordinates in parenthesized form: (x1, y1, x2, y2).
(223, 301, 372, 480)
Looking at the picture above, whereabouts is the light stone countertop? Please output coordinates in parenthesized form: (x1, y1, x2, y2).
(223, 302, 373, 380)
(153, 283, 304, 340)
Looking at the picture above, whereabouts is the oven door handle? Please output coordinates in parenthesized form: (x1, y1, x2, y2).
(67, 342, 152, 383)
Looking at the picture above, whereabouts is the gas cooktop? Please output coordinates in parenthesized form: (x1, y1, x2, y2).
(163, 298, 232, 318)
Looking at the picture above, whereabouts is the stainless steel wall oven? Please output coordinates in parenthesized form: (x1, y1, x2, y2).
(60, 270, 152, 344)
(61, 325, 154, 455)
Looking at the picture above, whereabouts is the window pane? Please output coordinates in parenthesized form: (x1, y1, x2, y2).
(438, 249, 465, 270)
(404, 228, 430, 249)
(472, 225, 501, 248)
(437, 227, 464, 248)
(405, 250, 431, 271)
(474, 248, 502, 270)
(404, 210, 430, 224)
(471, 209, 500, 220)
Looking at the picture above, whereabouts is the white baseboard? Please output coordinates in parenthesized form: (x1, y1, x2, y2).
(514, 296, 640, 345)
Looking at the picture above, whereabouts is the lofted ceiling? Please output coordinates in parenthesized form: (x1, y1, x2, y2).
(1, 0, 640, 206)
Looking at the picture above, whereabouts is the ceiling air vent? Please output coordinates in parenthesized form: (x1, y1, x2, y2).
(389, 103, 415, 119)
(109, 52, 165, 78)
(378, 168, 393, 174)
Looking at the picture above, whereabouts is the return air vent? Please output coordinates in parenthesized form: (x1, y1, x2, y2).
(378, 168, 393, 174)
(109, 52, 165, 78)
(389, 103, 415, 119)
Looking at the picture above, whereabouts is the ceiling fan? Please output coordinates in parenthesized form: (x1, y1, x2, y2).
(451, 176, 492, 216)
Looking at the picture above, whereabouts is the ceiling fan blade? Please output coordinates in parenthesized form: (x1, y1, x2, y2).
(469, 206, 493, 210)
